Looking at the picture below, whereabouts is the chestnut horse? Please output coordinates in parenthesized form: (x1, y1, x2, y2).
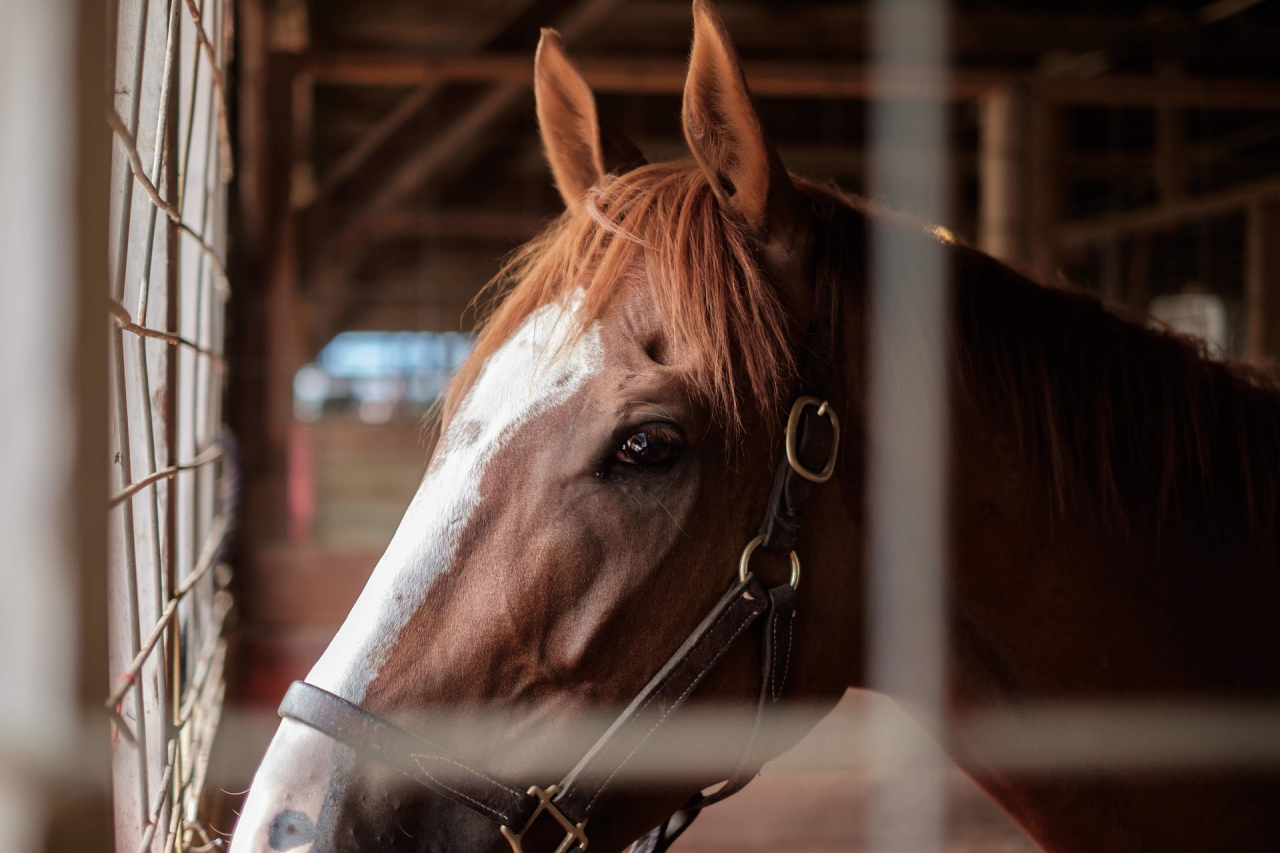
(232, 2, 1280, 851)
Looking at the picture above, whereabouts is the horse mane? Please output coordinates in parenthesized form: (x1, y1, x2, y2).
(950, 248, 1280, 546)
(449, 158, 1280, 544)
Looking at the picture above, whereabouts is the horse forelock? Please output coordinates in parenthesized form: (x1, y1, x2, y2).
(445, 160, 799, 435)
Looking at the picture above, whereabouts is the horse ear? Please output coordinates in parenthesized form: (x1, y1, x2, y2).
(682, 0, 813, 315)
(535, 29, 646, 206)
(682, 0, 801, 239)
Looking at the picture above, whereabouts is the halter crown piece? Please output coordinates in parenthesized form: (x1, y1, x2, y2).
(279, 289, 839, 853)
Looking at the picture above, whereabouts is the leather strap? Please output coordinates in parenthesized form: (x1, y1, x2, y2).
(552, 575, 770, 823)
(278, 575, 772, 835)
(629, 807, 701, 853)
(629, 582, 798, 853)
(756, 403, 838, 553)
(757, 276, 838, 555)
(279, 681, 538, 830)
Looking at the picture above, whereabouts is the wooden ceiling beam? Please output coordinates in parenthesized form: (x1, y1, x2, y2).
(287, 51, 1280, 110)
(325, 0, 627, 256)
(291, 52, 1000, 99)
(302, 0, 545, 208)
(362, 210, 549, 243)
(1055, 173, 1280, 249)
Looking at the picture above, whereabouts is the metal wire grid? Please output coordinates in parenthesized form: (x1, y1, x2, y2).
(105, 0, 234, 850)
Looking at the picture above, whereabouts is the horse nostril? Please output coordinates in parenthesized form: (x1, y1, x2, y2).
(267, 810, 316, 852)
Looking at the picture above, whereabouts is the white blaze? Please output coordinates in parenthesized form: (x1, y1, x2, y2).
(232, 296, 602, 852)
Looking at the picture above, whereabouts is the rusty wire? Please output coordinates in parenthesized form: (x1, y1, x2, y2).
(181, 0, 234, 180)
(110, 297, 228, 365)
(106, 0, 233, 848)
(106, 516, 228, 744)
(105, 108, 231, 299)
(108, 444, 225, 509)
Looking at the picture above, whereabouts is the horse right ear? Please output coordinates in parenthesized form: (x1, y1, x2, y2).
(535, 29, 646, 207)
(682, 0, 814, 317)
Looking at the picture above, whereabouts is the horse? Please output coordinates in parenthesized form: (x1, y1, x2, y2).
(230, 2, 1280, 851)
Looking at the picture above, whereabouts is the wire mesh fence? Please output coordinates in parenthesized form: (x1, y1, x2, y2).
(106, 0, 234, 850)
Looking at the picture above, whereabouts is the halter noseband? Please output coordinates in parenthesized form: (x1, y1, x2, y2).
(279, 296, 839, 853)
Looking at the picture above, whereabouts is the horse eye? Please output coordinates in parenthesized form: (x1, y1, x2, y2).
(615, 428, 681, 467)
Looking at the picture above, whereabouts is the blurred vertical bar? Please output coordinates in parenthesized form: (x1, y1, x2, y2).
(867, 0, 950, 850)
(0, 0, 111, 851)
(979, 85, 1027, 267)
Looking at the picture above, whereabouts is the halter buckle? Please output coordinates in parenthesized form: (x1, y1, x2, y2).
(785, 396, 840, 483)
(499, 785, 589, 853)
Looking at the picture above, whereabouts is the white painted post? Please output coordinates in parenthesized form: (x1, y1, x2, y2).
(868, 0, 951, 850)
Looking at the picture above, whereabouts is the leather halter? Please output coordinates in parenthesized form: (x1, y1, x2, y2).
(279, 291, 839, 853)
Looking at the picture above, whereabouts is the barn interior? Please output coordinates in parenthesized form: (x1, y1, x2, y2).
(215, 0, 1280, 848)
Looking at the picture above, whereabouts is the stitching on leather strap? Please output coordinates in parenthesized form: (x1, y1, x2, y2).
(569, 593, 748, 789)
(582, 605, 759, 814)
(778, 611, 795, 701)
(412, 751, 520, 794)
(408, 754, 512, 824)
(770, 608, 781, 700)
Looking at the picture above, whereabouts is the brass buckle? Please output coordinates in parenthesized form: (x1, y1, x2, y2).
(739, 534, 800, 590)
(784, 396, 840, 483)
(499, 785, 589, 853)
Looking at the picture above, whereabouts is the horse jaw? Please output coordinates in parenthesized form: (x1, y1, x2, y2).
(231, 294, 603, 853)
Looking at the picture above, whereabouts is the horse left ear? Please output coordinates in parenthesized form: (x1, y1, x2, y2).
(535, 29, 647, 207)
(682, 0, 813, 310)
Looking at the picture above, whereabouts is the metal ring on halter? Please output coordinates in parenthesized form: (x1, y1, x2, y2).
(738, 534, 800, 590)
(785, 396, 840, 483)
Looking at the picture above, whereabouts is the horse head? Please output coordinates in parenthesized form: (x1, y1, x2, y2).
(231, 3, 862, 851)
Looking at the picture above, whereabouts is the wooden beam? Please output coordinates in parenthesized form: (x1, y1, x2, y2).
(1056, 174, 1280, 249)
(1028, 99, 1061, 278)
(363, 209, 549, 242)
(1245, 199, 1267, 361)
(305, 0, 542, 207)
(1153, 62, 1187, 203)
(325, 0, 626, 260)
(1036, 75, 1280, 111)
(289, 51, 1280, 109)
(290, 72, 316, 208)
(357, 86, 527, 223)
(292, 52, 1001, 98)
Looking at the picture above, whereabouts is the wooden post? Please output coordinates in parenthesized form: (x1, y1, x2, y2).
(1245, 200, 1265, 361)
(290, 72, 317, 209)
(236, 0, 270, 263)
(1154, 62, 1187, 203)
(1267, 204, 1280, 370)
(1100, 240, 1122, 301)
(1028, 94, 1061, 279)
(1245, 199, 1280, 368)
(1126, 234, 1152, 311)
(258, 216, 306, 544)
(979, 84, 1028, 265)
